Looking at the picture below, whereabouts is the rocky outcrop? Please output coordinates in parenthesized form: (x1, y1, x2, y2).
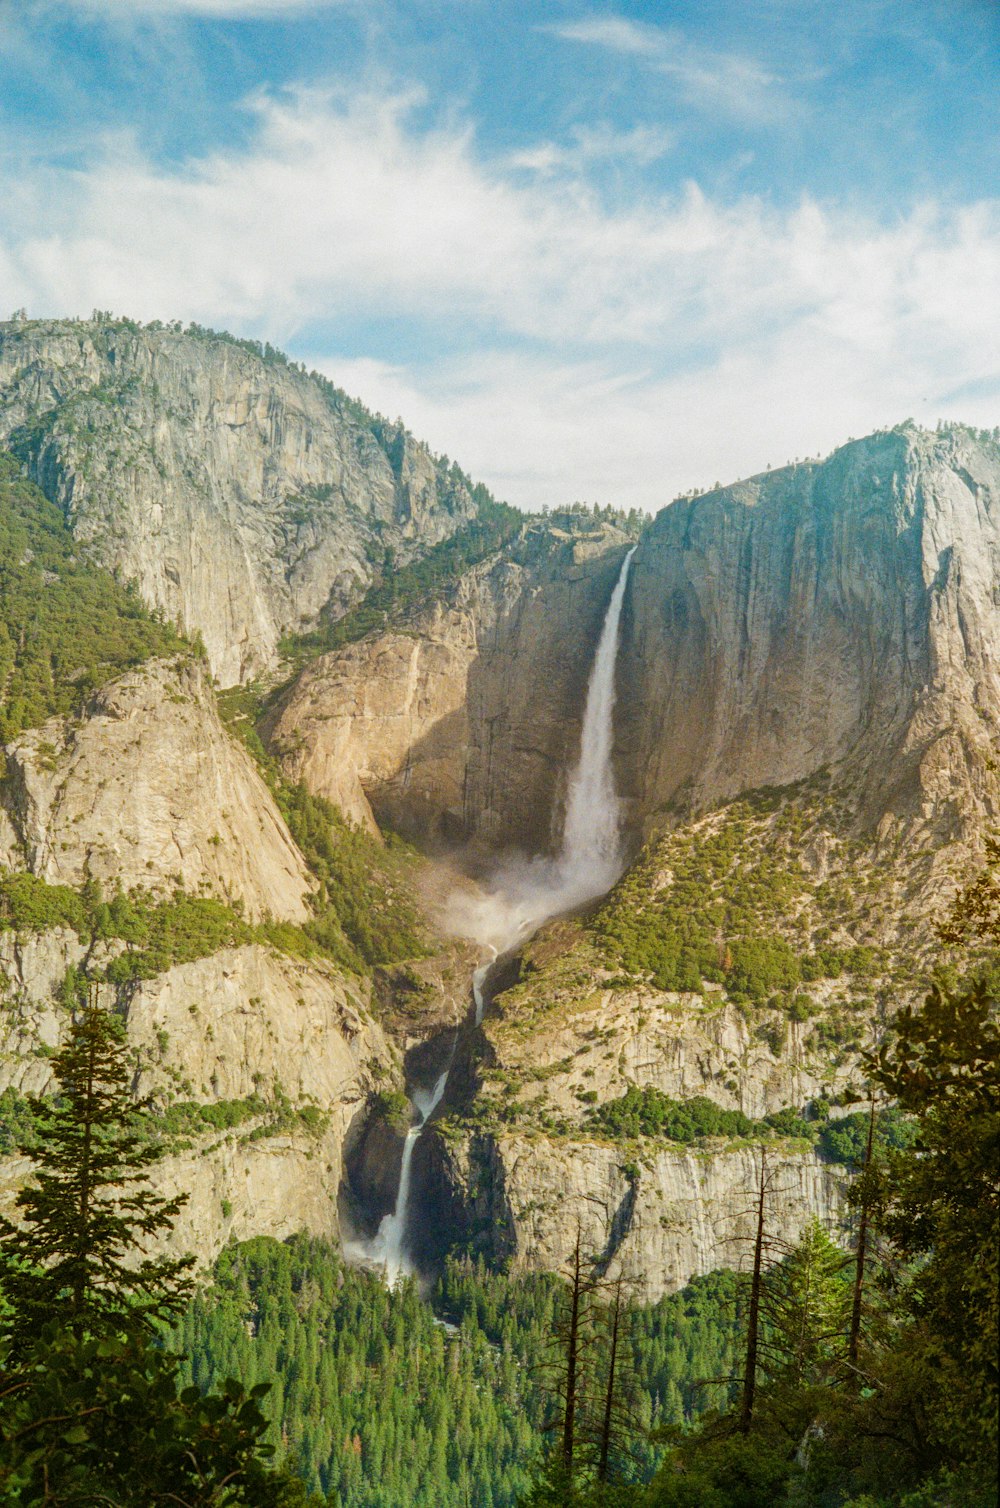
(262, 608, 477, 838)
(0, 932, 398, 1270)
(0, 658, 313, 922)
(265, 521, 633, 850)
(125, 944, 387, 1106)
(0, 927, 93, 1094)
(149, 1129, 348, 1270)
(429, 1130, 846, 1303)
(485, 971, 859, 1125)
(618, 425, 1000, 846)
(0, 320, 477, 684)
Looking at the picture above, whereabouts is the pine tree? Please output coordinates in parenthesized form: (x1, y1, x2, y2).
(847, 1095, 877, 1371)
(0, 988, 193, 1350)
(764, 1217, 850, 1390)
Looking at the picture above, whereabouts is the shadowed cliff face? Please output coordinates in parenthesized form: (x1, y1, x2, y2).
(265, 523, 633, 853)
(0, 320, 477, 685)
(616, 426, 1000, 841)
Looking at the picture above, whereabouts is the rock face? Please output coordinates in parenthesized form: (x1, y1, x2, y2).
(268, 427, 1000, 865)
(0, 934, 397, 1270)
(618, 426, 1000, 844)
(265, 522, 633, 850)
(427, 1131, 845, 1304)
(0, 658, 313, 923)
(0, 320, 477, 685)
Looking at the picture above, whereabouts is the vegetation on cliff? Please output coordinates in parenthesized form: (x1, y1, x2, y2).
(219, 689, 430, 971)
(590, 792, 885, 1004)
(279, 495, 523, 664)
(583, 1085, 915, 1167)
(0, 451, 186, 740)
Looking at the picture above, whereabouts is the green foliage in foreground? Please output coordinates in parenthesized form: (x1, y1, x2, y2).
(0, 451, 187, 740)
(0, 999, 309, 1504)
(175, 1239, 744, 1508)
(0, 1000, 193, 1352)
(0, 1327, 313, 1507)
(521, 979, 999, 1508)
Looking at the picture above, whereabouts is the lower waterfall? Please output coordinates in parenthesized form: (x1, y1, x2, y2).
(365, 1060, 453, 1287)
(358, 544, 636, 1286)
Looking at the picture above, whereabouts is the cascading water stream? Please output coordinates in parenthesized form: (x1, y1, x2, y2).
(358, 545, 636, 1287)
(365, 1058, 452, 1287)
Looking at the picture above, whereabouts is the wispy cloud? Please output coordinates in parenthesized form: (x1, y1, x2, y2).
(507, 122, 674, 179)
(0, 86, 996, 510)
(547, 15, 785, 123)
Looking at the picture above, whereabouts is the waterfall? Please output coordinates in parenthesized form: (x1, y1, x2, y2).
(354, 544, 637, 1287)
(473, 955, 494, 1025)
(448, 544, 637, 950)
(367, 1060, 452, 1287)
(556, 543, 636, 902)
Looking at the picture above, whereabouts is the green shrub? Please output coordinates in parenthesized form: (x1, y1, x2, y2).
(726, 936, 801, 1001)
(817, 1105, 917, 1167)
(763, 1106, 814, 1141)
(0, 1086, 45, 1152)
(0, 871, 87, 936)
(0, 452, 186, 741)
(589, 1086, 756, 1143)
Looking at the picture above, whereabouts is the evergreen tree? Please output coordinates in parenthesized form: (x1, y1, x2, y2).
(763, 1218, 850, 1392)
(867, 978, 1000, 1474)
(0, 991, 315, 1505)
(0, 988, 193, 1352)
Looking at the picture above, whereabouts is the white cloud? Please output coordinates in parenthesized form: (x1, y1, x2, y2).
(546, 15, 785, 123)
(507, 122, 675, 178)
(1, 86, 998, 511)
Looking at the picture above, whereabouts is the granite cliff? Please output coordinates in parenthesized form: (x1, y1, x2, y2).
(0, 318, 479, 684)
(263, 520, 633, 850)
(616, 424, 1000, 845)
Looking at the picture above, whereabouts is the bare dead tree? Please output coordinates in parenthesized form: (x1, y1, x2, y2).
(533, 1207, 646, 1489)
(739, 1146, 769, 1434)
(597, 1276, 624, 1483)
(562, 1229, 584, 1479)
(848, 1096, 877, 1366)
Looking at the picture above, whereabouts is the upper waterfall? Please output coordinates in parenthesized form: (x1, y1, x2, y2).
(559, 544, 636, 900)
(448, 544, 637, 954)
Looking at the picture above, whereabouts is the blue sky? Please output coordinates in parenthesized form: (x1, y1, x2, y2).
(1, 0, 998, 510)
